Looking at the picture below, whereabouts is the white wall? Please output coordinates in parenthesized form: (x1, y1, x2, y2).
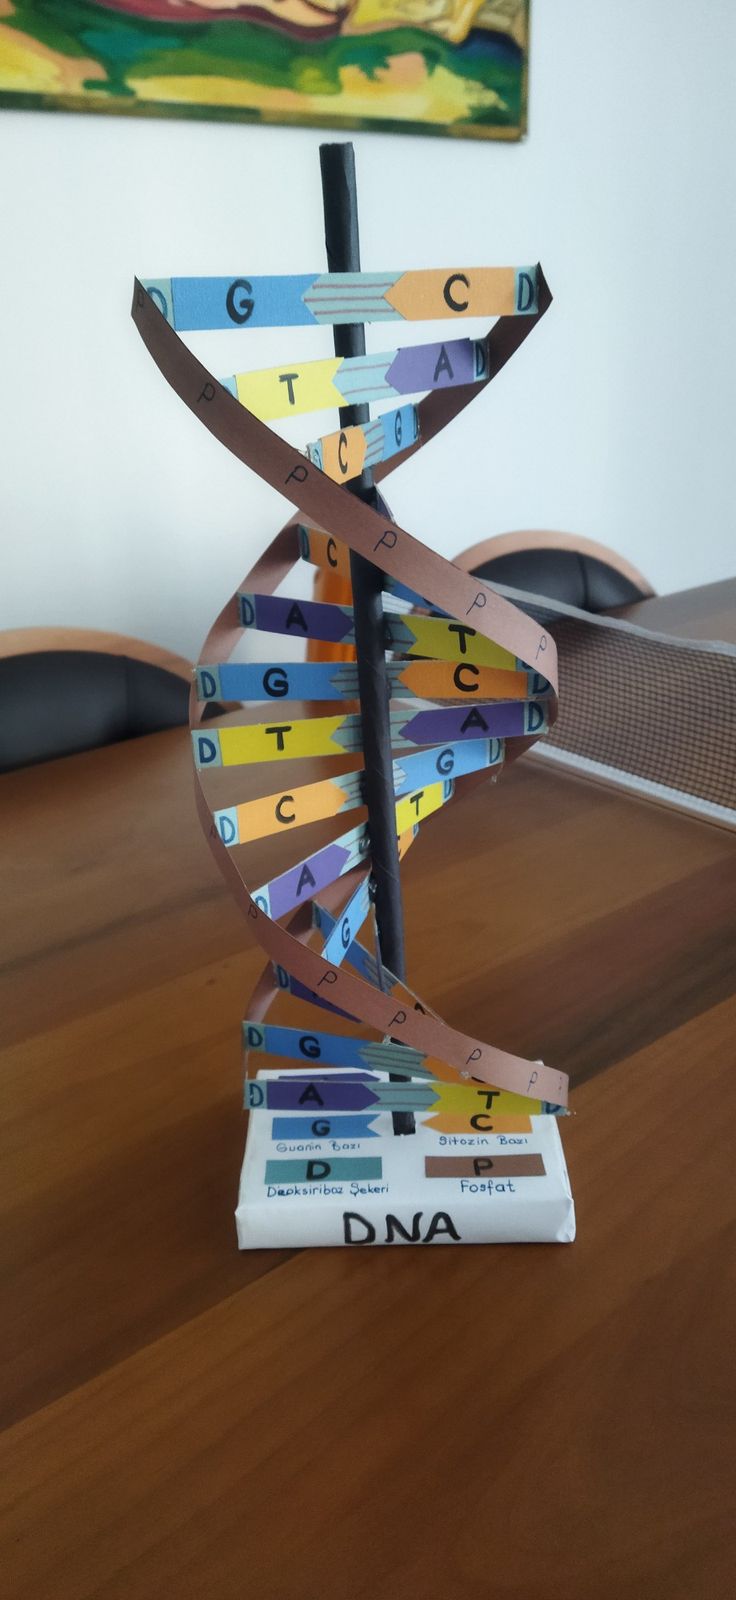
(2, 0, 735, 660)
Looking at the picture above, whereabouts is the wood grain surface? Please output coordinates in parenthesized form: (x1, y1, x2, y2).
(1, 595, 735, 1599)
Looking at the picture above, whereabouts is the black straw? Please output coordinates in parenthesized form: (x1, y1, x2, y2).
(319, 142, 414, 1135)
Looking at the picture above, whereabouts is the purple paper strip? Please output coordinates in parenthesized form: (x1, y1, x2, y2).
(386, 339, 480, 394)
(241, 593, 354, 643)
(266, 841, 351, 920)
(289, 1072, 376, 1081)
(399, 701, 546, 745)
(260, 1080, 373, 1110)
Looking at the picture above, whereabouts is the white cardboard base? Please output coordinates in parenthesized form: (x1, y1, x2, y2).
(236, 1070, 576, 1248)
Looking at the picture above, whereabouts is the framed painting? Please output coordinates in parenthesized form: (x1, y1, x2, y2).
(0, 0, 529, 141)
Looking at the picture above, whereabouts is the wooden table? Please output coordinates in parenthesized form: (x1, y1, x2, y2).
(1, 584, 734, 1600)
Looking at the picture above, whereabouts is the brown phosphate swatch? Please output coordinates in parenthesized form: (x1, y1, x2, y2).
(424, 1154, 546, 1179)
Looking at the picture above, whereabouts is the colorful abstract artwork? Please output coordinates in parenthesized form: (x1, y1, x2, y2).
(0, 0, 529, 140)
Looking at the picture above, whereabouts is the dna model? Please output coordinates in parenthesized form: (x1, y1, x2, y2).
(132, 149, 574, 1246)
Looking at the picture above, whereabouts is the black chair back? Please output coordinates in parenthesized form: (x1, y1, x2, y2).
(470, 548, 648, 611)
(0, 651, 189, 773)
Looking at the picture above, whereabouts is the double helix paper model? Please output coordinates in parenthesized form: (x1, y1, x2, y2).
(131, 148, 569, 1120)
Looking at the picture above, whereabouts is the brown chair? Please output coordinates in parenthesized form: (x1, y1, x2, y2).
(453, 531, 654, 611)
(0, 628, 193, 773)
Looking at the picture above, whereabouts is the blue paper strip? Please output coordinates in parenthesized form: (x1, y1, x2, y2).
(171, 275, 317, 330)
(242, 1022, 424, 1076)
(195, 660, 359, 704)
(265, 1157, 383, 1183)
(392, 739, 503, 797)
(243, 1021, 366, 1066)
(271, 1115, 379, 1140)
(317, 875, 372, 969)
(311, 902, 393, 991)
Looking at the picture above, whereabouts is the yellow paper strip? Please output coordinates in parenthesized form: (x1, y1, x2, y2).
(431, 1083, 551, 1117)
(234, 357, 343, 421)
(219, 715, 348, 766)
(394, 780, 447, 834)
(389, 614, 519, 671)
